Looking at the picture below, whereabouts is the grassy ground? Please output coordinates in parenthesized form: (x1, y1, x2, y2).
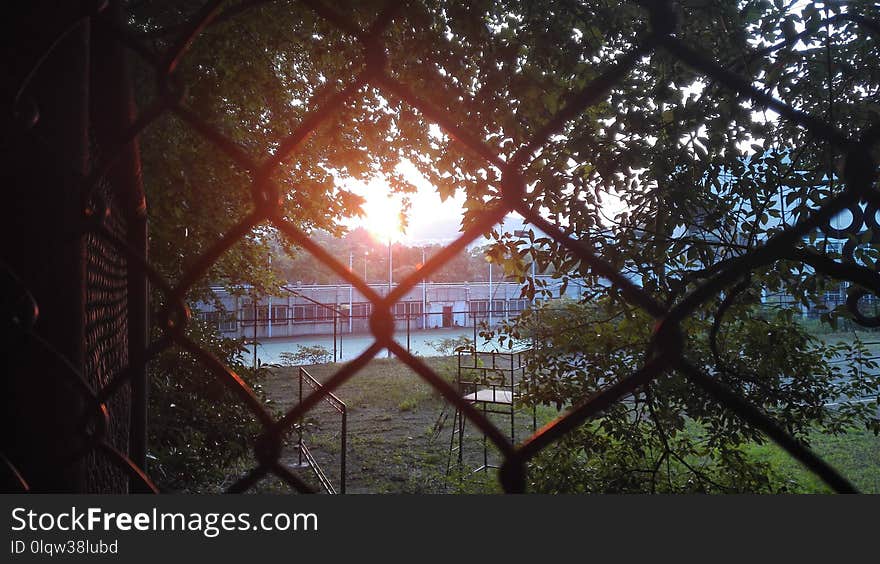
(812, 329, 880, 349)
(719, 322, 880, 492)
(799, 320, 880, 355)
(260, 357, 555, 493)
(745, 427, 880, 494)
(248, 353, 879, 494)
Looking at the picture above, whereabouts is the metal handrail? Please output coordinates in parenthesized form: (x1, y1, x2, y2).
(297, 366, 347, 494)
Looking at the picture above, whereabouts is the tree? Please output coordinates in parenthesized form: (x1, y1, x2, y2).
(126, 0, 393, 490)
(388, 0, 880, 492)
(464, 1, 880, 491)
(127, 0, 880, 491)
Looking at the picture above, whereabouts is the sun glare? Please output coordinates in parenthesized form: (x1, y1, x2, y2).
(359, 187, 405, 243)
(341, 161, 468, 244)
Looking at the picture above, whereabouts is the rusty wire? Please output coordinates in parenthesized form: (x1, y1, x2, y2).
(4, 0, 880, 494)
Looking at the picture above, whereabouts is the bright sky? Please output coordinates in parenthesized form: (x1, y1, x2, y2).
(343, 160, 538, 247)
(341, 159, 469, 244)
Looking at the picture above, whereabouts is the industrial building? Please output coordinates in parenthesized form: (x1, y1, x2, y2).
(194, 275, 583, 339)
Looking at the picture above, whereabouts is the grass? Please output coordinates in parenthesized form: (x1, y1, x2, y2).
(795, 315, 880, 338)
(261, 356, 546, 493)
(253, 354, 879, 494)
(745, 427, 880, 493)
(728, 323, 880, 492)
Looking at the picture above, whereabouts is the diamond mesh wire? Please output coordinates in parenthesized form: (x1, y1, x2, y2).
(3, 0, 879, 494)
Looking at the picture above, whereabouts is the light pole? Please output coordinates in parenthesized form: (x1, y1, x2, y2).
(340, 304, 349, 356)
(252, 296, 258, 369)
(514, 229, 537, 299)
(488, 258, 493, 327)
(387, 238, 392, 358)
(421, 247, 427, 330)
(349, 252, 353, 333)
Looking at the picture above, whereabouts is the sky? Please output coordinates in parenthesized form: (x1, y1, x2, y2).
(341, 159, 528, 246)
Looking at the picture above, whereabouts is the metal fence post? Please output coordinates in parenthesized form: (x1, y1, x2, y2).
(298, 368, 303, 468)
(91, 1, 150, 492)
(341, 408, 347, 494)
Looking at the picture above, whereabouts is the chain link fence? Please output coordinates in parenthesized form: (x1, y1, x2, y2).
(2, 0, 879, 493)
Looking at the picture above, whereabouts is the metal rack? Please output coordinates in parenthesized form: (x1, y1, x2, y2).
(446, 348, 536, 475)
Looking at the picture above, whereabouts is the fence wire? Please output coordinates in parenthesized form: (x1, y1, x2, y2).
(3, 0, 880, 494)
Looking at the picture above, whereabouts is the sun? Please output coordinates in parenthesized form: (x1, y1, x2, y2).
(357, 183, 406, 243)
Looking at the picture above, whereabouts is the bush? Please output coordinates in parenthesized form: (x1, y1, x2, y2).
(147, 320, 268, 492)
(277, 344, 334, 366)
(425, 336, 473, 356)
(504, 299, 880, 493)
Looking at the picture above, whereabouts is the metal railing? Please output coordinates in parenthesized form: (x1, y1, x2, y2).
(297, 367, 346, 494)
(202, 309, 535, 363)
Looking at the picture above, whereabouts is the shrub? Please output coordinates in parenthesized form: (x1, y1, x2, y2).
(277, 344, 334, 366)
(425, 336, 474, 356)
(148, 320, 268, 492)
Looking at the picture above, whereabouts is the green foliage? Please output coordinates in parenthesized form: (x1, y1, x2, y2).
(277, 345, 334, 366)
(510, 300, 880, 493)
(425, 336, 474, 356)
(398, 397, 420, 412)
(147, 321, 268, 492)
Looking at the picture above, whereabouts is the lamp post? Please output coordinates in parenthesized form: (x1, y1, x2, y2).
(387, 237, 392, 358)
(514, 228, 537, 289)
(267, 254, 273, 338)
(339, 304, 350, 360)
(421, 247, 427, 330)
(349, 252, 353, 333)
(252, 296, 258, 369)
(488, 258, 493, 327)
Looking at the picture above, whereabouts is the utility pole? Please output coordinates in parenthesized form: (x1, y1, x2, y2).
(336, 285, 340, 361)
